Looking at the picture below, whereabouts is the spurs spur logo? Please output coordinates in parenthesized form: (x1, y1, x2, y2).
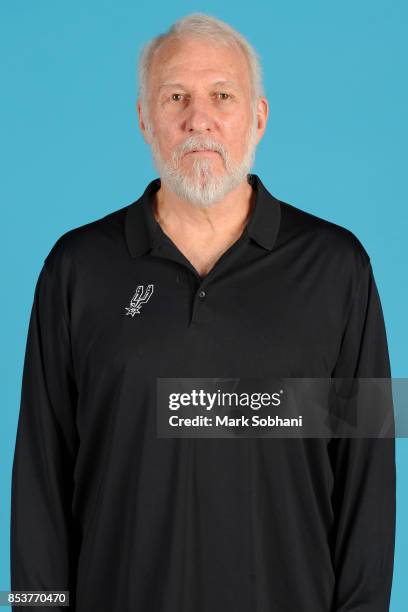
(125, 284, 154, 317)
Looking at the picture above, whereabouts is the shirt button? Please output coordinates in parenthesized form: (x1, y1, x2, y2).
(198, 289, 206, 299)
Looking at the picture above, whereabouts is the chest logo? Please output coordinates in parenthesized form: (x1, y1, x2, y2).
(125, 284, 154, 317)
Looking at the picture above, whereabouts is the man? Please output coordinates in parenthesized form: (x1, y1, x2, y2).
(11, 12, 395, 612)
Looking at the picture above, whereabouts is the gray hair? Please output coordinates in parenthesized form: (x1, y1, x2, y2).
(137, 12, 265, 132)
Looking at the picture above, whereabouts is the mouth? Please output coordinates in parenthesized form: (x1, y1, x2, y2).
(186, 149, 219, 155)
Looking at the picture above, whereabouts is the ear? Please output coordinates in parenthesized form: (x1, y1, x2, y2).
(136, 99, 153, 145)
(254, 96, 269, 146)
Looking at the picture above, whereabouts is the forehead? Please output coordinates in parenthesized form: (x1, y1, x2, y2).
(150, 36, 251, 89)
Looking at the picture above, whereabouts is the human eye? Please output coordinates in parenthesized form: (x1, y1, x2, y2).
(215, 92, 232, 101)
(170, 93, 185, 102)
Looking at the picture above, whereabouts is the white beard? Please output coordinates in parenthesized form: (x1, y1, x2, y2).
(148, 117, 259, 208)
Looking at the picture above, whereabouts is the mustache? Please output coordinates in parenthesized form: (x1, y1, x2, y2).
(174, 136, 227, 161)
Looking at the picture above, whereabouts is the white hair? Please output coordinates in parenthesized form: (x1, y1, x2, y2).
(137, 12, 265, 132)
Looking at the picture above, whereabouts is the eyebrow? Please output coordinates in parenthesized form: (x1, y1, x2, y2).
(158, 79, 240, 91)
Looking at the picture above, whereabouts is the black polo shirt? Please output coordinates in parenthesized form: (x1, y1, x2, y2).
(11, 173, 395, 611)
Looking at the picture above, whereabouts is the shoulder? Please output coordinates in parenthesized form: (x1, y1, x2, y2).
(277, 197, 371, 275)
(42, 204, 130, 277)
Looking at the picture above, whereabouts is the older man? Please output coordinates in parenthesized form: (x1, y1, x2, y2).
(11, 12, 395, 612)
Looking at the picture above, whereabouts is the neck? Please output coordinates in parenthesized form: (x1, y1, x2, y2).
(153, 175, 255, 240)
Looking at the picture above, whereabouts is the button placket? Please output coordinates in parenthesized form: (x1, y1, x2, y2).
(189, 284, 213, 325)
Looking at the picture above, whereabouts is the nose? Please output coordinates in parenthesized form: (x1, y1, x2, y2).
(184, 97, 214, 133)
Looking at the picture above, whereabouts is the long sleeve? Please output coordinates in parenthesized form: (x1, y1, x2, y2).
(329, 259, 396, 611)
(10, 261, 80, 611)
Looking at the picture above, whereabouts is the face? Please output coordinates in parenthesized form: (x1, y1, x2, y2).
(137, 36, 268, 207)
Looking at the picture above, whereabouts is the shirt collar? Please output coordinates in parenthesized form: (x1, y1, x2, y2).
(124, 173, 281, 258)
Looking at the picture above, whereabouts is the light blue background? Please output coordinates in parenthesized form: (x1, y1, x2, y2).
(1, 1, 407, 609)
